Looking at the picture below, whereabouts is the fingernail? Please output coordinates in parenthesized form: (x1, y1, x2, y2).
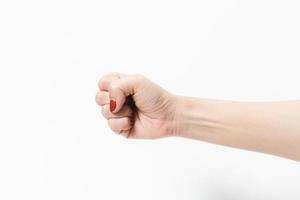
(110, 100, 117, 112)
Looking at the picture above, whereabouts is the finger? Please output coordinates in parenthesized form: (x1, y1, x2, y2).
(108, 117, 132, 132)
(108, 74, 143, 113)
(101, 104, 133, 119)
(98, 72, 123, 91)
(119, 130, 131, 138)
(95, 91, 109, 106)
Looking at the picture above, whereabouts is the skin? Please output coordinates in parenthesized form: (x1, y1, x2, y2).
(96, 72, 300, 161)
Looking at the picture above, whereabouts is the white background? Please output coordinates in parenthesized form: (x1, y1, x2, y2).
(0, 0, 300, 199)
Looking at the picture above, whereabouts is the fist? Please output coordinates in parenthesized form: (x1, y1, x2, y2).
(96, 73, 177, 139)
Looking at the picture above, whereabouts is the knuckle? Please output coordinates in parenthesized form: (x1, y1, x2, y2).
(98, 78, 104, 89)
(98, 73, 120, 89)
(100, 91, 109, 105)
(95, 93, 100, 105)
(108, 119, 120, 131)
(101, 105, 109, 118)
(107, 119, 115, 129)
(96, 92, 104, 105)
(108, 82, 118, 91)
(107, 117, 132, 132)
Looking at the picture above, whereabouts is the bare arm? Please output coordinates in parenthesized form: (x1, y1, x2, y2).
(173, 97, 300, 161)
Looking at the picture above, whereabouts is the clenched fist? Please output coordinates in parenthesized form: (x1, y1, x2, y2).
(96, 73, 178, 139)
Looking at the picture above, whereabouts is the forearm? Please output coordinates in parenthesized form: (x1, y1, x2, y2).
(173, 96, 300, 161)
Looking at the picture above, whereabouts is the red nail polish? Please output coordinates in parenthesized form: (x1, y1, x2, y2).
(110, 100, 116, 112)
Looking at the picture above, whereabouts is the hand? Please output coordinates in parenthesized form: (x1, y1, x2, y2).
(96, 72, 177, 139)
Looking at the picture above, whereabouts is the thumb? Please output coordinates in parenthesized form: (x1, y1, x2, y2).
(108, 75, 141, 113)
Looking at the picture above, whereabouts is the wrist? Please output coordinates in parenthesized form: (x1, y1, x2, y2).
(172, 96, 220, 140)
(172, 95, 197, 137)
